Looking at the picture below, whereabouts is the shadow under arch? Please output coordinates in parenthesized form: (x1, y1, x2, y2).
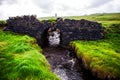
(36, 27, 61, 48)
(41, 28, 49, 48)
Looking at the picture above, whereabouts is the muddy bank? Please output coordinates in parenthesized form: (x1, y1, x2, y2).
(43, 47, 101, 80)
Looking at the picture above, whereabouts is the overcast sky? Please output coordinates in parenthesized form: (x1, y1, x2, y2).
(0, 0, 120, 20)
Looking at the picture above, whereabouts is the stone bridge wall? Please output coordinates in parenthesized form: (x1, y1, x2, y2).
(4, 15, 104, 48)
(56, 18, 104, 46)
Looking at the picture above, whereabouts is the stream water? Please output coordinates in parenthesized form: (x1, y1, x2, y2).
(43, 47, 100, 80)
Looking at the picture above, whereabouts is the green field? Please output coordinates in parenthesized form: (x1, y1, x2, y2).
(40, 13, 120, 27)
(0, 30, 60, 80)
(69, 13, 120, 79)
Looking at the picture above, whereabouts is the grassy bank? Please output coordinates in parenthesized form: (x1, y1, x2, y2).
(0, 30, 60, 80)
(70, 32, 120, 79)
(70, 13, 120, 79)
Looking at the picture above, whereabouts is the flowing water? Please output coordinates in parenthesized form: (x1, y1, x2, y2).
(43, 47, 100, 80)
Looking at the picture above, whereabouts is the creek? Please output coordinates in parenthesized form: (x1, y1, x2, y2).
(43, 47, 101, 80)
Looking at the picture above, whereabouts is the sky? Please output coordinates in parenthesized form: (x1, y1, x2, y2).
(0, 0, 120, 20)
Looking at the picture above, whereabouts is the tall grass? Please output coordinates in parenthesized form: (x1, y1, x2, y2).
(70, 22, 120, 79)
(0, 30, 60, 80)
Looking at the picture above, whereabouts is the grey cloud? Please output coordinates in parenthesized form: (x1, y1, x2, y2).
(0, 0, 4, 5)
(0, 0, 17, 5)
(60, 4, 73, 11)
(31, 0, 53, 13)
(59, 4, 78, 13)
(89, 0, 113, 8)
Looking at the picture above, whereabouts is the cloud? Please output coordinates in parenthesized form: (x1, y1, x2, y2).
(0, 0, 17, 5)
(0, 0, 120, 20)
(31, 0, 53, 13)
(89, 0, 113, 8)
(0, 0, 4, 4)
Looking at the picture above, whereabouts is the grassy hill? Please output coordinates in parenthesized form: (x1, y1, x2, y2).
(64, 13, 120, 27)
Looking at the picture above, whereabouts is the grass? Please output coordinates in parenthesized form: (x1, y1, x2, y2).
(0, 30, 60, 80)
(64, 13, 120, 21)
(69, 13, 120, 79)
(70, 33, 120, 78)
(39, 13, 120, 27)
(64, 13, 120, 27)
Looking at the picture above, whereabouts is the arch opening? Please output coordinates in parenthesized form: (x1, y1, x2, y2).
(40, 27, 61, 48)
(47, 27, 61, 47)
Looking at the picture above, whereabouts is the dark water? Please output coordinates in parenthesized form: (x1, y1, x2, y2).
(43, 47, 100, 80)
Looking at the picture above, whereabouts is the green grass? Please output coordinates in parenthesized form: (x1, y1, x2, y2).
(39, 13, 120, 27)
(64, 13, 120, 21)
(0, 30, 60, 80)
(69, 13, 120, 79)
(64, 13, 120, 27)
(70, 33, 120, 79)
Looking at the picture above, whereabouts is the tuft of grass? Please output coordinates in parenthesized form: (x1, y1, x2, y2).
(0, 30, 60, 80)
(70, 23, 120, 79)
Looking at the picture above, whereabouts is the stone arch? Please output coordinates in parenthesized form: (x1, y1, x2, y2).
(41, 28, 49, 47)
(36, 27, 61, 48)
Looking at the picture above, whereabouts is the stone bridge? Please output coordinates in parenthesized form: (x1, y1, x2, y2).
(4, 15, 104, 48)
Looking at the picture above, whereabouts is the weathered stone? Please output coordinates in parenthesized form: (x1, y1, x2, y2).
(4, 16, 104, 48)
(56, 18, 104, 47)
(5, 15, 41, 37)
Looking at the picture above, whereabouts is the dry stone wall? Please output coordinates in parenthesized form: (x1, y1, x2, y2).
(4, 15, 104, 48)
(56, 18, 104, 46)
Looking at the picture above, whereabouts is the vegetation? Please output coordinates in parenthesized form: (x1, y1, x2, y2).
(0, 20, 6, 28)
(70, 13, 120, 79)
(64, 13, 120, 27)
(40, 13, 120, 27)
(0, 30, 60, 80)
(40, 17, 56, 21)
(41, 18, 56, 23)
